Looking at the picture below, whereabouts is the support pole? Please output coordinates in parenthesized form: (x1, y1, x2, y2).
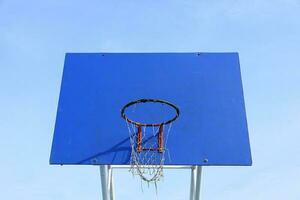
(100, 165, 109, 200)
(108, 165, 115, 200)
(103, 165, 202, 200)
(194, 166, 202, 200)
(189, 166, 196, 200)
(111, 165, 193, 169)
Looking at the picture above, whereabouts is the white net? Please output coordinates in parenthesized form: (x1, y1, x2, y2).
(126, 121, 173, 184)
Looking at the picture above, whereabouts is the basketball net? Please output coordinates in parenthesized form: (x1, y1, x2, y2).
(125, 121, 173, 184)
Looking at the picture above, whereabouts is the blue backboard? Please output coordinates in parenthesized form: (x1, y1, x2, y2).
(50, 53, 252, 166)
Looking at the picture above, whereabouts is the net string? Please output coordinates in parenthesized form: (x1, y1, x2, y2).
(124, 100, 176, 185)
(125, 120, 173, 184)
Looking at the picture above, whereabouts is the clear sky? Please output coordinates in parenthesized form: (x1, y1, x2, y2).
(1, 0, 300, 199)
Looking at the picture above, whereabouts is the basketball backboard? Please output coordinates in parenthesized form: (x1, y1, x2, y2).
(50, 53, 252, 166)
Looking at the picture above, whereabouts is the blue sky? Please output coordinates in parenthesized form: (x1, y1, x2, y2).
(1, 0, 300, 199)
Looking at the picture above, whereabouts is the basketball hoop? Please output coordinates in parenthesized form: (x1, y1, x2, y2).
(121, 99, 180, 183)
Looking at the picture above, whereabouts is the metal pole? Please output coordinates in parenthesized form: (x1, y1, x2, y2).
(99, 165, 109, 200)
(111, 165, 193, 169)
(189, 166, 196, 200)
(108, 165, 115, 200)
(107, 165, 202, 200)
(194, 166, 202, 200)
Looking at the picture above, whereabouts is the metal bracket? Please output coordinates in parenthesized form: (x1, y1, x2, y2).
(99, 165, 202, 200)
